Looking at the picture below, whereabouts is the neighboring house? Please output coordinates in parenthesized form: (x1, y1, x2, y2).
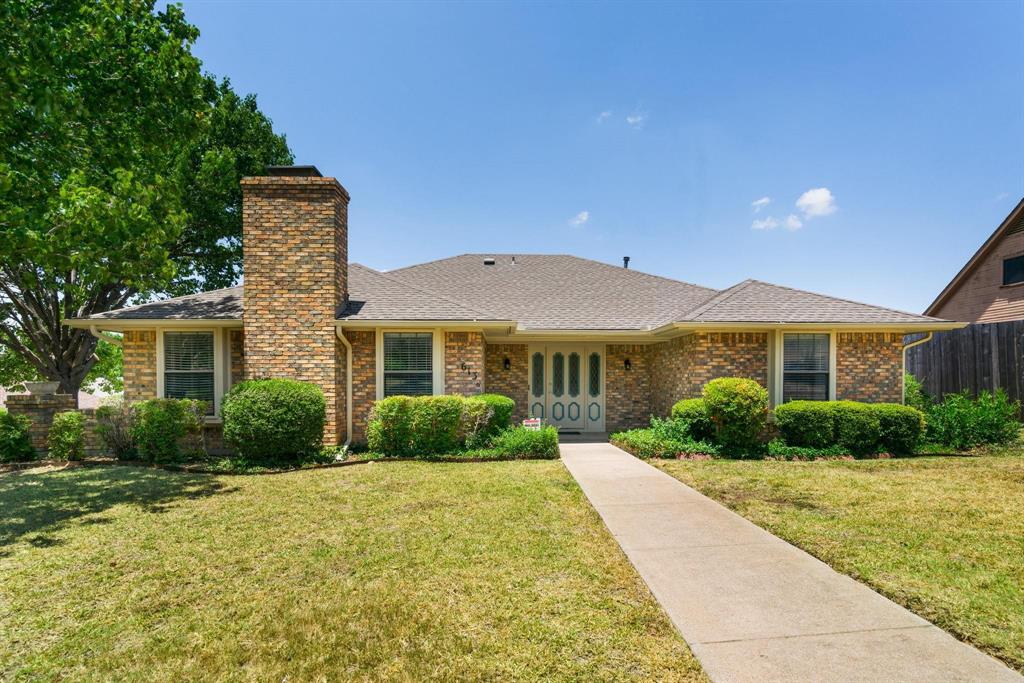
(925, 198, 1024, 322)
(65, 166, 961, 445)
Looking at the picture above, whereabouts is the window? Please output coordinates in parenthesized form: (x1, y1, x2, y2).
(383, 332, 433, 397)
(1003, 255, 1024, 286)
(783, 333, 830, 402)
(163, 332, 215, 412)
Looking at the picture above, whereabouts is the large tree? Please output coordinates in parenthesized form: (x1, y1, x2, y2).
(0, 0, 292, 399)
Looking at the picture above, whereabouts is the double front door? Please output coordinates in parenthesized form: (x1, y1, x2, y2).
(528, 344, 605, 432)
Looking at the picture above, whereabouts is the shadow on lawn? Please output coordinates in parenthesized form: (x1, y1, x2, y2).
(0, 465, 233, 554)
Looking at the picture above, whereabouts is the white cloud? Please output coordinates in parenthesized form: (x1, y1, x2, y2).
(751, 197, 771, 213)
(796, 187, 837, 218)
(569, 210, 590, 227)
(626, 110, 647, 129)
(751, 216, 779, 230)
(784, 214, 803, 230)
(995, 191, 1010, 201)
(596, 110, 612, 123)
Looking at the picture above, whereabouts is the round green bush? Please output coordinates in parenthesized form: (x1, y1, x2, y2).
(132, 398, 206, 463)
(702, 377, 769, 454)
(774, 401, 836, 448)
(872, 403, 926, 454)
(222, 379, 326, 460)
(831, 401, 881, 456)
(670, 398, 714, 441)
(0, 408, 34, 463)
(48, 410, 85, 461)
(470, 394, 515, 435)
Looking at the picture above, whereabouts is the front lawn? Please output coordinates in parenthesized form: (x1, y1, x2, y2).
(1, 461, 703, 682)
(655, 455, 1024, 672)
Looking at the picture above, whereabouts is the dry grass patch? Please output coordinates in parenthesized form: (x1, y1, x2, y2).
(656, 455, 1024, 672)
(1, 461, 703, 682)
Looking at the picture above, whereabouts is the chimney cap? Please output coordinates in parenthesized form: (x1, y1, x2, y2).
(266, 165, 323, 178)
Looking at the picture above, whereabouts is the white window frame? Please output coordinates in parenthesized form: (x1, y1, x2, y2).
(156, 327, 226, 419)
(771, 330, 837, 405)
(374, 328, 444, 400)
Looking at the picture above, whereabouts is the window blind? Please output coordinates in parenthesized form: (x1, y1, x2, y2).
(783, 333, 829, 402)
(164, 332, 215, 408)
(383, 333, 433, 397)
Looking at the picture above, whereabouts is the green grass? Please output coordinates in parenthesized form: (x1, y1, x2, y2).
(1, 461, 703, 682)
(655, 454, 1024, 671)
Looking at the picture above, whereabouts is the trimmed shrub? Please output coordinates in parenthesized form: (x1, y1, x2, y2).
(873, 403, 926, 454)
(489, 425, 559, 459)
(831, 401, 881, 456)
(408, 395, 465, 457)
(774, 401, 836, 448)
(95, 398, 137, 459)
(48, 411, 85, 461)
(222, 379, 327, 460)
(702, 378, 769, 453)
(367, 396, 415, 456)
(927, 390, 1020, 450)
(460, 398, 495, 450)
(0, 408, 34, 463)
(132, 398, 205, 464)
(669, 398, 714, 441)
(469, 393, 515, 437)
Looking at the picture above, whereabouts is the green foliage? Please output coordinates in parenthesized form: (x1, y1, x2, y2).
(904, 373, 932, 414)
(469, 393, 515, 438)
(774, 401, 836, 448)
(702, 378, 769, 453)
(48, 410, 85, 460)
(927, 390, 1020, 450)
(459, 398, 495, 450)
(669, 398, 714, 441)
(611, 427, 720, 459)
(873, 403, 926, 454)
(831, 401, 882, 456)
(408, 396, 465, 458)
(0, 408, 34, 463)
(0, 1, 290, 395)
(366, 396, 415, 456)
(131, 398, 204, 464)
(94, 397, 137, 460)
(488, 426, 560, 459)
(221, 379, 326, 461)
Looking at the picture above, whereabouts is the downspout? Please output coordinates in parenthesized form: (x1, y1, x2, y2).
(88, 325, 123, 348)
(336, 326, 353, 447)
(902, 332, 934, 404)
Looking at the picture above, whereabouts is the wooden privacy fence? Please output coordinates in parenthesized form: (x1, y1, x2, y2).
(905, 321, 1024, 411)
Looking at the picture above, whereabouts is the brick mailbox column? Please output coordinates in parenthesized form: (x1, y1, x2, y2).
(6, 393, 77, 456)
(241, 167, 350, 445)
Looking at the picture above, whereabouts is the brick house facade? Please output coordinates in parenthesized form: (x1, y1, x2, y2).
(56, 165, 960, 453)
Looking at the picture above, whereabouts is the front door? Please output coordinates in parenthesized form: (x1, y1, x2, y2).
(528, 344, 605, 432)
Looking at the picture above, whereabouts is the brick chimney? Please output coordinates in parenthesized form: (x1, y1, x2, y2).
(240, 166, 349, 444)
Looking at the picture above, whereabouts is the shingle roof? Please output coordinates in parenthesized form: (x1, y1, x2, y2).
(77, 253, 950, 329)
(681, 279, 944, 324)
(383, 254, 717, 330)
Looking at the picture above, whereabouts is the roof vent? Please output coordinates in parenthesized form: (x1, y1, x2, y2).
(265, 165, 322, 177)
(483, 257, 496, 266)
(623, 256, 631, 269)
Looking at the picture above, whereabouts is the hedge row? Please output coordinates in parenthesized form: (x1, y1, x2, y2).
(774, 400, 925, 455)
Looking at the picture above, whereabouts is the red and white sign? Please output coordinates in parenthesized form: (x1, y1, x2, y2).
(522, 418, 542, 431)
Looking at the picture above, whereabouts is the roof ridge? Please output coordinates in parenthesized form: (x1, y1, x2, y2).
(559, 255, 718, 292)
(95, 284, 242, 314)
(680, 279, 754, 321)
(356, 263, 501, 320)
(742, 278, 948, 322)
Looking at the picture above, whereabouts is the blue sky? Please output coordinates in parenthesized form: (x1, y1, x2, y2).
(180, 0, 1023, 314)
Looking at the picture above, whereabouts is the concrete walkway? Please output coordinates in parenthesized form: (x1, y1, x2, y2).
(561, 442, 1022, 683)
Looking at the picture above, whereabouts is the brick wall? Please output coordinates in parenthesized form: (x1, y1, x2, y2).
(649, 332, 769, 416)
(445, 331, 485, 395)
(229, 329, 245, 387)
(836, 332, 903, 403)
(931, 223, 1024, 323)
(484, 343, 529, 423)
(606, 344, 652, 431)
(5, 394, 102, 457)
(344, 330, 376, 445)
(241, 174, 349, 445)
(122, 330, 157, 402)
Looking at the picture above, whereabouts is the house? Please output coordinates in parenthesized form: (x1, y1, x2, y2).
(925, 198, 1024, 322)
(65, 166, 962, 445)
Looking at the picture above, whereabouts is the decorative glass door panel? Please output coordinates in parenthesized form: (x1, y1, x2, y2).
(531, 344, 602, 431)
